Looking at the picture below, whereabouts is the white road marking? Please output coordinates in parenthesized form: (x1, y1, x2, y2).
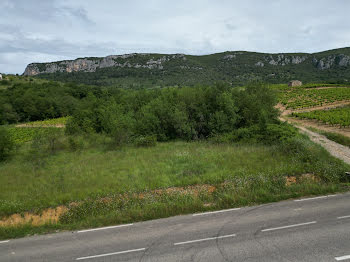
(337, 215, 350, 220)
(77, 223, 133, 233)
(76, 248, 146, 260)
(261, 221, 317, 232)
(294, 195, 336, 202)
(335, 255, 350, 261)
(174, 234, 236, 246)
(0, 240, 9, 244)
(193, 208, 241, 216)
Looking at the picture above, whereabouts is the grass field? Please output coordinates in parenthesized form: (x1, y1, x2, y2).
(291, 106, 350, 127)
(0, 136, 349, 239)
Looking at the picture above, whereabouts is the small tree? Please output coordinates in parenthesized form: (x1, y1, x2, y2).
(0, 127, 14, 161)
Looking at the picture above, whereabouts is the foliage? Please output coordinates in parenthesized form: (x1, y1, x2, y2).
(0, 127, 14, 161)
(133, 135, 157, 147)
(0, 77, 100, 124)
(210, 123, 298, 144)
(66, 83, 278, 141)
(67, 136, 85, 152)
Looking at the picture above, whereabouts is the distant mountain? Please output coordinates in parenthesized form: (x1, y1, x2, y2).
(23, 47, 350, 87)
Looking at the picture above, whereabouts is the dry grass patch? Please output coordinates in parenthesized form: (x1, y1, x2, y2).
(0, 206, 68, 227)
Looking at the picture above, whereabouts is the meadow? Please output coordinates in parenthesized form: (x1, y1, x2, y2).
(0, 135, 348, 239)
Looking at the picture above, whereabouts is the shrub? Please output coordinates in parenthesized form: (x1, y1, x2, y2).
(45, 128, 65, 154)
(26, 128, 65, 168)
(65, 83, 279, 142)
(0, 127, 14, 161)
(68, 136, 85, 152)
(134, 135, 157, 147)
(262, 123, 298, 144)
(210, 123, 298, 145)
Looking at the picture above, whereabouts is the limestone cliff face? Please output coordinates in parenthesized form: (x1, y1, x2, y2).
(253, 54, 308, 67)
(23, 53, 186, 76)
(312, 54, 350, 70)
(22, 50, 350, 76)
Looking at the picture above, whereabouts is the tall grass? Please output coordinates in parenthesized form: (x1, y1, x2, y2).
(0, 132, 349, 239)
(0, 137, 348, 217)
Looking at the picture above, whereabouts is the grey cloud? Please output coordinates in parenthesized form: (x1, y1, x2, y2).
(1, 0, 93, 25)
(1, 0, 350, 73)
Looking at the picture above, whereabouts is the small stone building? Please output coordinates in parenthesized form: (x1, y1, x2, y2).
(288, 80, 302, 87)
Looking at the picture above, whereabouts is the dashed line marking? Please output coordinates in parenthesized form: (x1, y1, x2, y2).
(77, 223, 133, 233)
(337, 215, 350, 220)
(76, 248, 146, 260)
(174, 234, 236, 246)
(193, 208, 241, 216)
(294, 195, 336, 202)
(335, 255, 350, 261)
(0, 240, 9, 244)
(261, 221, 317, 232)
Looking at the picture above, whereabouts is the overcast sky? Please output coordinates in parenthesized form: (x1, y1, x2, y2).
(1, 0, 349, 74)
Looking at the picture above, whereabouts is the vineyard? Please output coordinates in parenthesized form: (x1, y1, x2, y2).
(291, 106, 350, 127)
(17, 116, 70, 127)
(301, 83, 350, 89)
(8, 127, 64, 144)
(279, 87, 350, 109)
(7, 117, 68, 144)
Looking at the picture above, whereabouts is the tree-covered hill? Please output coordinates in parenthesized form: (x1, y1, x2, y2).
(23, 47, 350, 87)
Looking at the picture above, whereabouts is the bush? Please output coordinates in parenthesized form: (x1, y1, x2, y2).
(45, 128, 65, 154)
(26, 128, 65, 168)
(134, 135, 157, 147)
(262, 123, 298, 144)
(68, 136, 85, 152)
(65, 83, 278, 142)
(0, 127, 14, 161)
(210, 123, 298, 145)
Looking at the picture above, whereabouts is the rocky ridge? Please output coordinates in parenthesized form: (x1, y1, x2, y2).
(21, 47, 350, 86)
(23, 50, 350, 76)
(24, 53, 187, 76)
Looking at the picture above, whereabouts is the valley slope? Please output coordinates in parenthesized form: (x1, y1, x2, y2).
(23, 47, 350, 87)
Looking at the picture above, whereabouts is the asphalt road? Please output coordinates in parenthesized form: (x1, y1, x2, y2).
(1, 193, 349, 262)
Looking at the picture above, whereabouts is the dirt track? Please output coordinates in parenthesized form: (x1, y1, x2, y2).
(287, 117, 350, 138)
(297, 125, 350, 165)
(277, 102, 350, 139)
(278, 103, 350, 164)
